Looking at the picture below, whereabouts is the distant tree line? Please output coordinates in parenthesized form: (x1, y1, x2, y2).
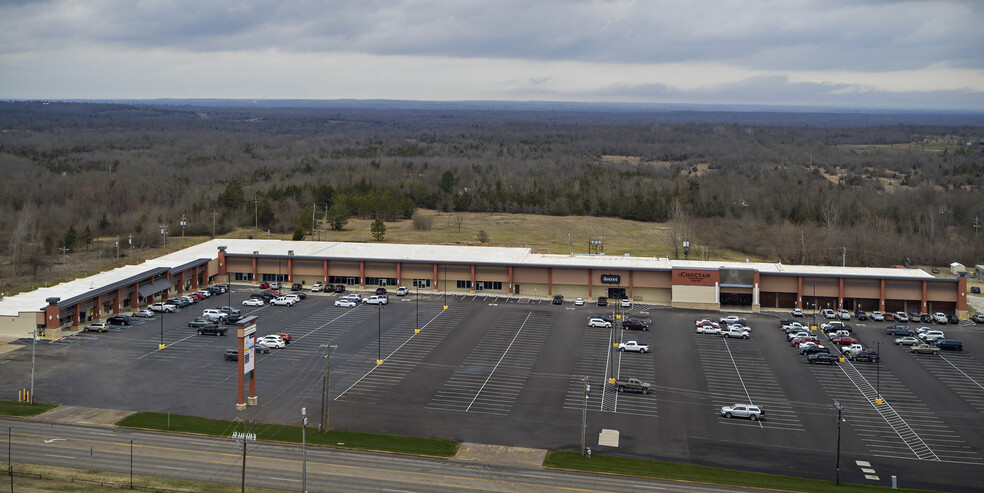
(1, 101, 982, 284)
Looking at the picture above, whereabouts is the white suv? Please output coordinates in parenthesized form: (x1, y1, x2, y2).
(919, 330, 945, 342)
(933, 312, 948, 324)
(271, 296, 296, 306)
(721, 403, 765, 420)
(364, 295, 389, 305)
(150, 302, 176, 313)
(588, 318, 612, 328)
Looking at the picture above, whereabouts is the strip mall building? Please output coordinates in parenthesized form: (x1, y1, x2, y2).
(0, 239, 968, 340)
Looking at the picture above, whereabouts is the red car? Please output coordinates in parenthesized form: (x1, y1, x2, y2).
(276, 332, 292, 344)
(259, 282, 270, 289)
(264, 290, 283, 296)
(189, 292, 206, 300)
(791, 336, 819, 346)
(831, 336, 857, 345)
(883, 313, 895, 321)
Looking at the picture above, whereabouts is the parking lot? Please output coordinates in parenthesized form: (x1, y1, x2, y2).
(3, 286, 983, 492)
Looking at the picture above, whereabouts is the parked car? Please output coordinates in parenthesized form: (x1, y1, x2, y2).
(342, 294, 363, 302)
(837, 309, 851, 320)
(552, 295, 564, 305)
(822, 309, 837, 319)
(396, 286, 409, 296)
(363, 295, 389, 305)
(908, 311, 921, 323)
(886, 325, 914, 336)
(854, 310, 868, 321)
(131, 309, 154, 318)
(934, 339, 963, 351)
(242, 298, 264, 306)
(972, 313, 984, 323)
(196, 325, 227, 336)
(591, 314, 614, 323)
(271, 297, 296, 306)
(224, 349, 238, 361)
(107, 315, 130, 325)
(622, 318, 650, 330)
(334, 284, 346, 293)
(596, 297, 608, 307)
(933, 312, 948, 324)
(311, 283, 324, 292)
(894, 312, 909, 322)
(276, 332, 291, 344)
(808, 353, 839, 365)
(721, 326, 750, 339)
(588, 318, 613, 328)
(791, 308, 804, 317)
(720, 403, 764, 421)
(254, 343, 271, 354)
(719, 315, 741, 325)
(620, 298, 631, 308)
(270, 282, 282, 290)
(850, 350, 880, 362)
(149, 302, 176, 313)
(800, 344, 830, 355)
(258, 282, 270, 289)
(187, 319, 214, 329)
(696, 325, 721, 335)
(291, 283, 303, 291)
(883, 312, 895, 321)
(335, 299, 357, 307)
(895, 336, 921, 346)
(911, 343, 941, 355)
(375, 287, 388, 295)
(870, 311, 885, 321)
(618, 341, 649, 353)
(219, 306, 242, 316)
(574, 298, 585, 306)
(830, 336, 857, 346)
(947, 314, 959, 325)
(84, 323, 108, 333)
(258, 335, 285, 348)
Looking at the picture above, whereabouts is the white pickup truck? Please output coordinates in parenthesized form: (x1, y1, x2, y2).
(618, 341, 650, 353)
(840, 343, 864, 355)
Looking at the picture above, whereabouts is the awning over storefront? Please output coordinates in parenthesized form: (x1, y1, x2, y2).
(138, 278, 171, 298)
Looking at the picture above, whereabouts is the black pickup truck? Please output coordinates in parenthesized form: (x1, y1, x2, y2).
(197, 325, 228, 336)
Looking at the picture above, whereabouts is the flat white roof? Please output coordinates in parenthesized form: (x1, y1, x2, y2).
(0, 239, 941, 316)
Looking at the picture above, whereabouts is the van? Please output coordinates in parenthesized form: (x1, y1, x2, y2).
(202, 309, 228, 321)
(935, 339, 963, 351)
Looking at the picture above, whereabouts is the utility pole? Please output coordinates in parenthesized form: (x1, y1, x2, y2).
(160, 225, 168, 248)
(581, 376, 590, 456)
(318, 344, 336, 431)
(59, 246, 69, 263)
(253, 195, 259, 230)
(30, 328, 36, 403)
(211, 211, 219, 238)
(842, 246, 846, 267)
(115, 237, 120, 259)
(179, 214, 187, 237)
(312, 203, 317, 232)
(301, 407, 307, 493)
(834, 401, 844, 486)
(232, 420, 254, 493)
(128, 234, 133, 257)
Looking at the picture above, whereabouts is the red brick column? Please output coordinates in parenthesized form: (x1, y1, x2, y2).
(796, 276, 803, 309)
(879, 279, 886, 312)
(508, 266, 514, 294)
(252, 257, 258, 283)
(957, 277, 967, 312)
(45, 300, 60, 330)
(71, 308, 80, 327)
(921, 280, 928, 313)
(287, 258, 293, 282)
(837, 278, 844, 309)
(629, 270, 634, 300)
(396, 262, 402, 286)
(192, 266, 199, 289)
(471, 265, 477, 293)
(323, 259, 329, 282)
(433, 263, 439, 291)
(217, 247, 227, 276)
(131, 283, 140, 308)
(94, 295, 102, 320)
(359, 261, 365, 288)
(114, 289, 122, 314)
(178, 272, 185, 294)
(547, 267, 552, 296)
(588, 269, 593, 298)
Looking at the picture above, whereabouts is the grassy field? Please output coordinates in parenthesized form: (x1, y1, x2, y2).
(117, 412, 459, 457)
(0, 400, 56, 417)
(544, 450, 937, 493)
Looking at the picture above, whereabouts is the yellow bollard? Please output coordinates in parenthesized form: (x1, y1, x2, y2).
(443, 305, 448, 310)
(608, 377, 615, 384)
(875, 397, 883, 404)
(414, 329, 420, 334)
(376, 359, 383, 365)
(159, 343, 165, 350)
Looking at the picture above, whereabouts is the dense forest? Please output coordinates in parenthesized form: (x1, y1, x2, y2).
(1, 101, 982, 287)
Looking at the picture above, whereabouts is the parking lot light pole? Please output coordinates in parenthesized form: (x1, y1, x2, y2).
(159, 308, 165, 350)
(301, 407, 307, 493)
(377, 305, 382, 365)
(580, 376, 589, 456)
(415, 284, 419, 334)
(875, 341, 882, 404)
(834, 401, 844, 486)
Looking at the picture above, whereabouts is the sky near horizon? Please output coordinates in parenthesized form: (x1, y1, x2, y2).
(1, 0, 982, 110)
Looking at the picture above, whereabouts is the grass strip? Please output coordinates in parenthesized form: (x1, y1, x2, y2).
(0, 400, 57, 417)
(116, 412, 459, 457)
(543, 450, 937, 493)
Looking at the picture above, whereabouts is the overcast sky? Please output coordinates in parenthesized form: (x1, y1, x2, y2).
(1, 0, 982, 110)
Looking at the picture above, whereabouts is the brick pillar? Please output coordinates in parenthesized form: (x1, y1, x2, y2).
(287, 258, 293, 282)
(752, 271, 761, 312)
(217, 246, 227, 276)
(360, 261, 365, 288)
(252, 257, 258, 283)
(433, 263, 439, 291)
(396, 262, 402, 286)
(471, 265, 477, 293)
(957, 276, 967, 313)
(115, 289, 122, 314)
(192, 266, 200, 289)
(71, 307, 80, 327)
(94, 295, 102, 320)
(178, 272, 185, 294)
(796, 276, 803, 309)
(508, 266, 514, 294)
(588, 269, 593, 298)
(201, 262, 209, 285)
(921, 280, 928, 313)
(131, 283, 140, 308)
(629, 270, 634, 300)
(547, 267, 552, 296)
(879, 279, 886, 312)
(323, 259, 329, 282)
(837, 278, 844, 310)
(45, 298, 61, 330)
